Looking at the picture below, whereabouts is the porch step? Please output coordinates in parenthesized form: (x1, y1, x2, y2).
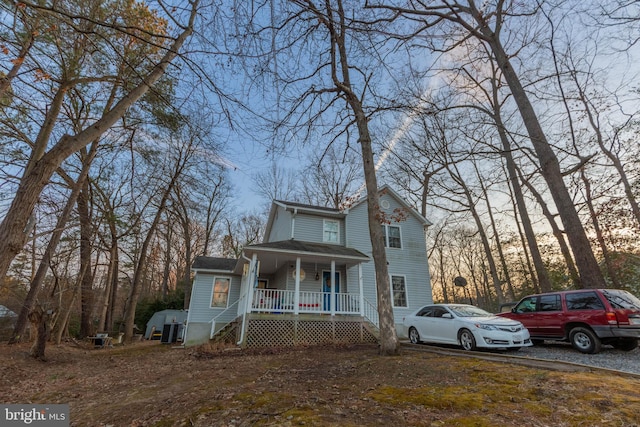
(210, 321, 239, 344)
(362, 319, 380, 340)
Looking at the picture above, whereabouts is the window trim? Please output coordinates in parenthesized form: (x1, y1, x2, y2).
(390, 274, 408, 308)
(382, 224, 402, 249)
(323, 218, 340, 243)
(210, 276, 232, 308)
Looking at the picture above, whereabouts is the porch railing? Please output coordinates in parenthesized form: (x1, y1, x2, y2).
(252, 288, 361, 315)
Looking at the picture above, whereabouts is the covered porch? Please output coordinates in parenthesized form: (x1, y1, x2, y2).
(230, 240, 376, 345)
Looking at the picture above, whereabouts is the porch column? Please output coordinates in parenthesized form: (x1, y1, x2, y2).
(358, 263, 364, 316)
(245, 253, 258, 315)
(294, 257, 301, 315)
(330, 260, 336, 316)
(238, 253, 258, 346)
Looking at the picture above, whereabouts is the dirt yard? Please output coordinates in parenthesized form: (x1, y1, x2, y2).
(1, 340, 640, 426)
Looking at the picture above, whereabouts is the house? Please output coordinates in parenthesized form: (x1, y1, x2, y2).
(184, 186, 433, 347)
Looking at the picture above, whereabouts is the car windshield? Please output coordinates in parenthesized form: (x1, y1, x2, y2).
(602, 289, 640, 309)
(448, 305, 491, 317)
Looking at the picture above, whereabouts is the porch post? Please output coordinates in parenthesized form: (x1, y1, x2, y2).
(238, 253, 258, 346)
(246, 253, 258, 315)
(358, 263, 364, 316)
(330, 260, 336, 316)
(294, 257, 301, 315)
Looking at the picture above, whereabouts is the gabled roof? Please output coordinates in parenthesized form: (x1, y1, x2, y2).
(350, 184, 432, 227)
(192, 256, 237, 272)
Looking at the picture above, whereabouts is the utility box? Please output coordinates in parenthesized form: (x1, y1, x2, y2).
(161, 323, 181, 344)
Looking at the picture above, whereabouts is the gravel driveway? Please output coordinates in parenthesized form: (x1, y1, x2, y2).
(517, 341, 640, 375)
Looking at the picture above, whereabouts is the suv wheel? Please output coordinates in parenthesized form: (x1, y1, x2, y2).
(569, 327, 602, 354)
(612, 338, 638, 351)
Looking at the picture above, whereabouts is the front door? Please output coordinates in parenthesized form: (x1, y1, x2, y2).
(322, 271, 340, 311)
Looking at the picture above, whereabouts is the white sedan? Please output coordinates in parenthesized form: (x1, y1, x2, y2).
(403, 304, 532, 351)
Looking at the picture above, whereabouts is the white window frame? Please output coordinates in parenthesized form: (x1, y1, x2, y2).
(382, 224, 402, 249)
(210, 276, 231, 308)
(323, 219, 340, 243)
(390, 275, 408, 308)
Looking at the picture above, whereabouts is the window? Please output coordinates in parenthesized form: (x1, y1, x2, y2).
(211, 277, 230, 308)
(539, 294, 561, 311)
(381, 225, 402, 248)
(566, 292, 604, 310)
(391, 275, 407, 307)
(323, 219, 339, 243)
(515, 296, 537, 313)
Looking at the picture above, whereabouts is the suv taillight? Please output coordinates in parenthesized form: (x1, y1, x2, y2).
(606, 312, 618, 325)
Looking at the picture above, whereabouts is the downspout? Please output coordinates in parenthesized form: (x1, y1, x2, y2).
(238, 253, 258, 345)
(183, 273, 196, 345)
(290, 208, 297, 239)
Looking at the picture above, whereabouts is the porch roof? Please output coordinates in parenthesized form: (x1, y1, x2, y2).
(238, 240, 369, 274)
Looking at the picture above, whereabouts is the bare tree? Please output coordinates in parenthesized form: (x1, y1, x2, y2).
(371, 0, 605, 288)
(0, 0, 200, 282)
(300, 145, 363, 208)
(243, 0, 401, 354)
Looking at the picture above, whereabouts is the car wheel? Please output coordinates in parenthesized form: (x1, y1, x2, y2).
(459, 329, 476, 351)
(569, 327, 602, 354)
(408, 327, 421, 344)
(612, 338, 638, 351)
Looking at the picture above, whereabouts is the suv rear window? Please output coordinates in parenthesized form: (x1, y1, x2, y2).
(601, 289, 640, 309)
(566, 291, 604, 310)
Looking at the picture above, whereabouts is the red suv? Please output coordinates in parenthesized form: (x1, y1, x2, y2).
(498, 289, 640, 354)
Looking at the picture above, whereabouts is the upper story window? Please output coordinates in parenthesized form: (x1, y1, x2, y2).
(381, 224, 402, 248)
(211, 277, 230, 308)
(323, 219, 340, 243)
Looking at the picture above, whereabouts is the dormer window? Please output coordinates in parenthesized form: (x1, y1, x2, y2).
(381, 224, 402, 248)
(323, 219, 340, 243)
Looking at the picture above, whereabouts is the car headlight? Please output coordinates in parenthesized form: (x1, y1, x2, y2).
(474, 323, 497, 330)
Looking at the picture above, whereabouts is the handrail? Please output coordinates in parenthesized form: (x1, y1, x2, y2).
(208, 299, 239, 339)
(362, 297, 379, 329)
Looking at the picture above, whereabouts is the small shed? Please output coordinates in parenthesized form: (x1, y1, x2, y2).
(145, 309, 188, 340)
(0, 305, 18, 340)
(0, 305, 17, 318)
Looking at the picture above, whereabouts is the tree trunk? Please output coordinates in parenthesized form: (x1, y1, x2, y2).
(448, 162, 505, 303)
(520, 170, 580, 287)
(78, 178, 94, 337)
(581, 171, 620, 287)
(9, 144, 97, 343)
(28, 306, 51, 360)
(486, 37, 605, 288)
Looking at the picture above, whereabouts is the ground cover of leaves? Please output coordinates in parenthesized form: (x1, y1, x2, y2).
(1, 340, 639, 426)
